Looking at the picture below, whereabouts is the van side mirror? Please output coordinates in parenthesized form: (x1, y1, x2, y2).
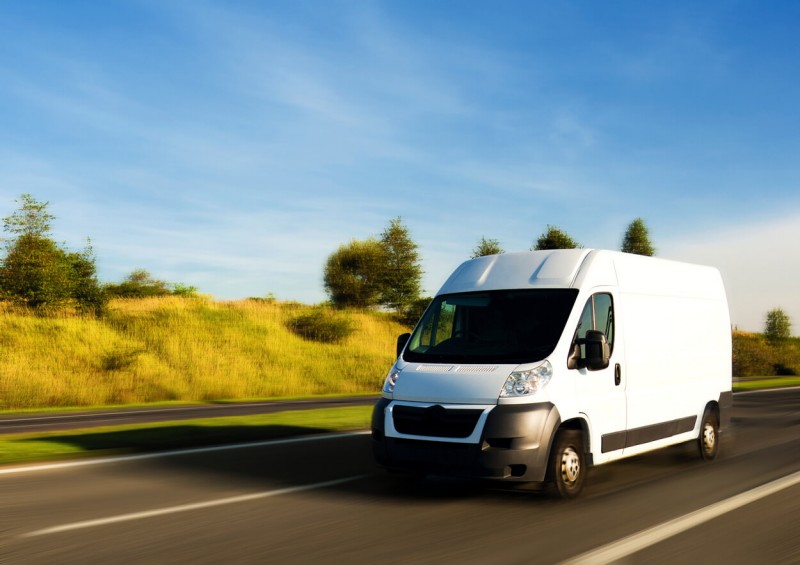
(396, 333, 411, 357)
(583, 330, 610, 370)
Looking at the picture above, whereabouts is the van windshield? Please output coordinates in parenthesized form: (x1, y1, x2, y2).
(404, 289, 578, 365)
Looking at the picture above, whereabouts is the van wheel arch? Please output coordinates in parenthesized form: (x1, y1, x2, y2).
(545, 419, 590, 499)
(544, 418, 590, 463)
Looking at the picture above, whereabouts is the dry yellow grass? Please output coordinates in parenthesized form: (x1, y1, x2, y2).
(0, 297, 407, 409)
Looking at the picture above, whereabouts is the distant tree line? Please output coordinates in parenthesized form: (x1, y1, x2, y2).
(10, 194, 791, 346)
(323, 217, 659, 324)
(104, 268, 197, 299)
(471, 217, 656, 258)
(0, 194, 196, 316)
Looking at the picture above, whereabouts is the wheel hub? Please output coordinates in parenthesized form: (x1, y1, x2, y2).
(561, 447, 580, 484)
(703, 423, 716, 452)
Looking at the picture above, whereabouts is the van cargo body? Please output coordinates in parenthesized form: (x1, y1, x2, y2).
(372, 249, 732, 498)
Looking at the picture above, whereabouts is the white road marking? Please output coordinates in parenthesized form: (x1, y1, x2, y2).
(560, 469, 800, 564)
(20, 474, 368, 537)
(0, 431, 371, 476)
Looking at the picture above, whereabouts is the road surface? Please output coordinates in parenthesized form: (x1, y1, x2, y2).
(1, 389, 798, 563)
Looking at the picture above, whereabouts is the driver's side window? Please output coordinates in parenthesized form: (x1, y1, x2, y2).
(576, 293, 614, 352)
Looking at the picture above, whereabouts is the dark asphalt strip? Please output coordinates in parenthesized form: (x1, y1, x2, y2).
(0, 396, 378, 434)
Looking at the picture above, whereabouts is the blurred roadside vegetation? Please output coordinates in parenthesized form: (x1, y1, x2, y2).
(733, 331, 799, 377)
(0, 297, 793, 411)
(0, 297, 406, 410)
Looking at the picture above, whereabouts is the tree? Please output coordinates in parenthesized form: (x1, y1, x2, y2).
(0, 194, 105, 314)
(378, 217, 423, 314)
(66, 241, 106, 315)
(471, 236, 504, 258)
(323, 218, 424, 313)
(2, 193, 55, 238)
(104, 269, 172, 298)
(621, 217, 655, 256)
(323, 238, 385, 308)
(532, 225, 580, 250)
(765, 308, 792, 341)
(1, 234, 72, 310)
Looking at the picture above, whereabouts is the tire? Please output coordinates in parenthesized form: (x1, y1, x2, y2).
(698, 408, 719, 461)
(548, 430, 587, 499)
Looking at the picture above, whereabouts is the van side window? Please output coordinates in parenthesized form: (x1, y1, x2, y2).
(576, 293, 614, 352)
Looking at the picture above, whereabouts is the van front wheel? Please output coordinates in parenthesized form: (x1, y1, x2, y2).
(698, 409, 719, 461)
(549, 430, 586, 499)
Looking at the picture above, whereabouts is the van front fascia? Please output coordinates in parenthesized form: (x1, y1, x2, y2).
(371, 398, 561, 483)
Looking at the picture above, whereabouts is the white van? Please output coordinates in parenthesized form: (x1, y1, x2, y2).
(372, 249, 732, 498)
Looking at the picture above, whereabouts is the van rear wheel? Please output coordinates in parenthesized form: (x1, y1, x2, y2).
(698, 408, 719, 461)
(549, 430, 586, 499)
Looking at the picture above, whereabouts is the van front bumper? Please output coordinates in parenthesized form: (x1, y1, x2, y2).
(371, 398, 561, 483)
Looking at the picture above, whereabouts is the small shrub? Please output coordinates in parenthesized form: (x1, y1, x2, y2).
(247, 293, 277, 303)
(287, 309, 355, 344)
(171, 283, 198, 297)
(102, 347, 142, 371)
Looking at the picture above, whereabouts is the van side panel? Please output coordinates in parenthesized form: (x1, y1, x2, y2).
(612, 254, 732, 437)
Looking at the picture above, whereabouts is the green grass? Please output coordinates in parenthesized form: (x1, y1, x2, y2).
(733, 376, 800, 391)
(0, 392, 379, 417)
(0, 405, 373, 466)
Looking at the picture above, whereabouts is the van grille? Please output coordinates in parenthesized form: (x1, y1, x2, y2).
(392, 405, 483, 438)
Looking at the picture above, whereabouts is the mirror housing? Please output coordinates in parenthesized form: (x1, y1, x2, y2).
(396, 333, 411, 358)
(583, 330, 610, 370)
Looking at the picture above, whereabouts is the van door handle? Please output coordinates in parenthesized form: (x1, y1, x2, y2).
(615, 363, 622, 386)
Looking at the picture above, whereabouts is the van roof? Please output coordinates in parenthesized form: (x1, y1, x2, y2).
(437, 249, 726, 300)
(437, 249, 592, 294)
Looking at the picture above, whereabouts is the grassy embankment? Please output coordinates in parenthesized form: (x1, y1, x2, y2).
(0, 296, 406, 410)
(0, 297, 405, 465)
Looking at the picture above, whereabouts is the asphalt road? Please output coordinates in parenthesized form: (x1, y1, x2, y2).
(0, 396, 378, 434)
(1, 389, 798, 564)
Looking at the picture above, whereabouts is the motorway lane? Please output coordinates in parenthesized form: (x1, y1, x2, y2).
(626, 481, 800, 564)
(0, 396, 377, 434)
(1, 389, 798, 564)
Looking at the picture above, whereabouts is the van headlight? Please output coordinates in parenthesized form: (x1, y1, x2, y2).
(382, 368, 401, 394)
(500, 361, 553, 397)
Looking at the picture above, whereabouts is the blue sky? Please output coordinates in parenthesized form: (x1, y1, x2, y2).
(1, 1, 799, 331)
